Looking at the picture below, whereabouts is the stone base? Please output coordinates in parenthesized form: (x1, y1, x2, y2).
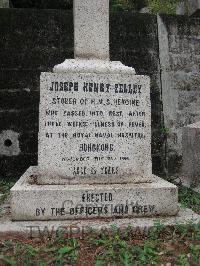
(11, 167, 179, 221)
(1, 208, 199, 239)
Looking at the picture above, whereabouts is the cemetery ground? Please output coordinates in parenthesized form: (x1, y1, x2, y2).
(0, 180, 199, 266)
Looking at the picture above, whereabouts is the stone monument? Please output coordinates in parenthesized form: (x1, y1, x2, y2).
(11, 0, 179, 221)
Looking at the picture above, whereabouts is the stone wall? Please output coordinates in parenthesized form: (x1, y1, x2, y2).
(110, 13, 164, 175)
(0, 9, 73, 180)
(158, 15, 200, 175)
(1, 9, 199, 180)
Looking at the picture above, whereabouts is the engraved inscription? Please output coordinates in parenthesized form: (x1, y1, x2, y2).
(38, 74, 151, 179)
(34, 192, 156, 218)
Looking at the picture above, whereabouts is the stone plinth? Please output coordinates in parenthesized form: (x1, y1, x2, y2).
(53, 59, 135, 74)
(2, 207, 200, 238)
(11, 167, 179, 221)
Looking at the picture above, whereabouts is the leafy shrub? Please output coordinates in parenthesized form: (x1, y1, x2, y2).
(148, 0, 182, 14)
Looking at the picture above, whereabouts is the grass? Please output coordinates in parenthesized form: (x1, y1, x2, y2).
(0, 180, 14, 203)
(0, 181, 199, 265)
(0, 238, 80, 266)
(178, 185, 200, 214)
(0, 221, 199, 265)
(0, 180, 15, 218)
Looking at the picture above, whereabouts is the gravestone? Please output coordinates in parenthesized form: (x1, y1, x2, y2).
(189, 0, 200, 16)
(11, 0, 179, 221)
(176, 0, 200, 16)
(181, 121, 200, 192)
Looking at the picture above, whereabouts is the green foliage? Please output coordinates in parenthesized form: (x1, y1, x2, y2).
(189, 244, 200, 265)
(110, 0, 136, 11)
(110, 0, 182, 14)
(0, 180, 14, 194)
(89, 227, 160, 265)
(0, 255, 16, 266)
(0, 180, 15, 206)
(133, 241, 159, 265)
(177, 254, 189, 266)
(171, 222, 200, 241)
(0, 222, 200, 266)
(56, 246, 75, 265)
(0, 238, 79, 266)
(148, 220, 165, 240)
(160, 123, 170, 136)
(110, 0, 148, 11)
(178, 185, 200, 214)
(148, 0, 182, 14)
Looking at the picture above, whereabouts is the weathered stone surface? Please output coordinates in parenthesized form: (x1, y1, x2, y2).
(110, 13, 159, 74)
(189, 0, 200, 16)
(74, 0, 109, 60)
(176, 2, 186, 15)
(0, 89, 39, 110)
(38, 71, 152, 184)
(54, 59, 135, 74)
(182, 121, 200, 190)
(11, 167, 179, 221)
(2, 208, 199, 238)
(0, 130, 20, 156)
(0, 154, 37, 181)
(0, 0, 9, 8)
(158, 15, 200, 174)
